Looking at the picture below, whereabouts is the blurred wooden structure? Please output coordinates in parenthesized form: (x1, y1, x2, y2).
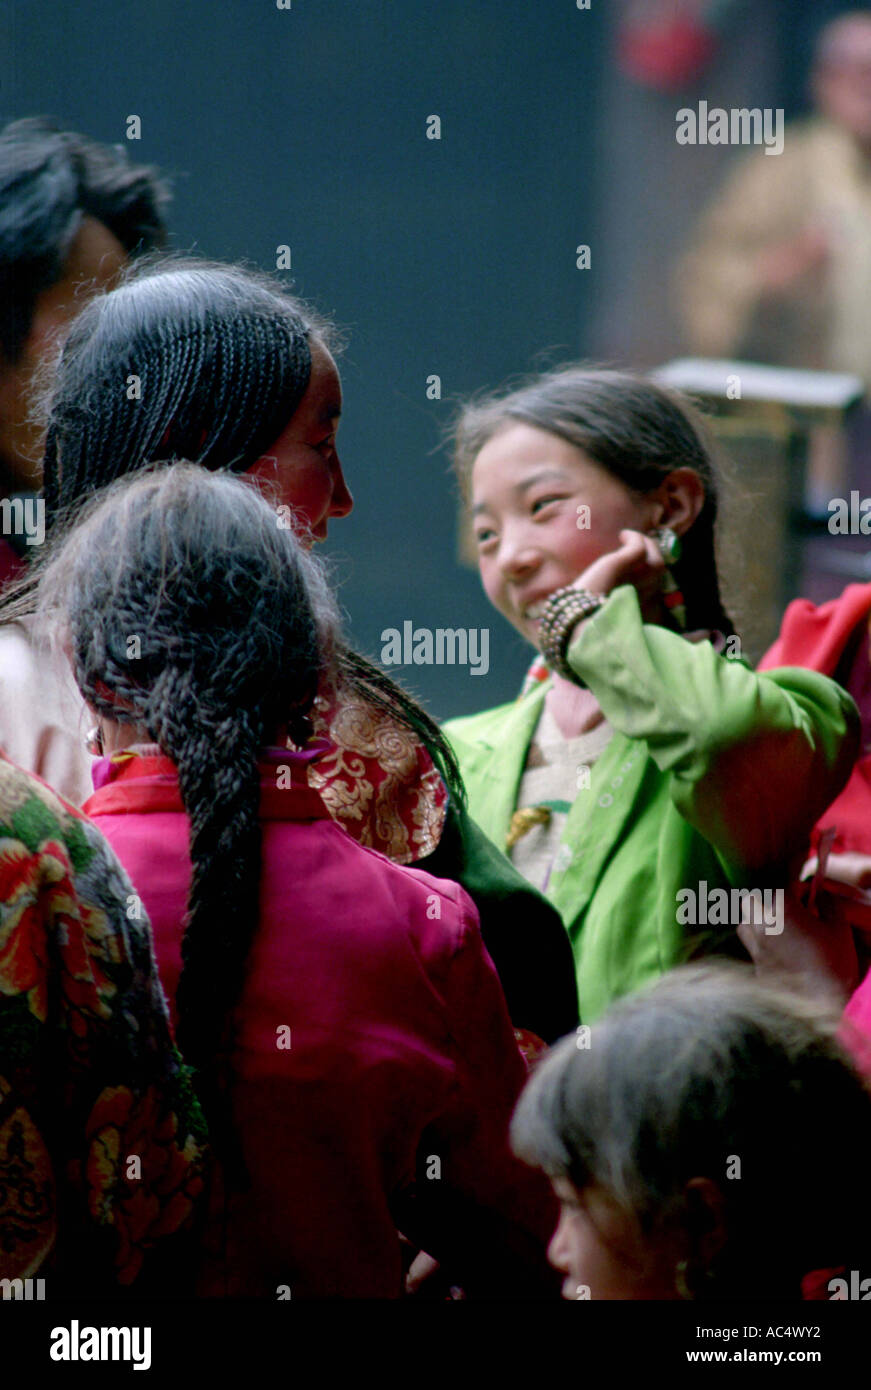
(654, 359, 866, 663)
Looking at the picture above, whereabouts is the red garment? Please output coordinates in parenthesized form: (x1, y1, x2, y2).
(759, 584, 871, 857)
(0, 536, 24, 591)
(760, 584, 871, 676)
(761, 585, 871, 1076)
(82, 742, 558, 1299)
(844, 974, 871, 1076)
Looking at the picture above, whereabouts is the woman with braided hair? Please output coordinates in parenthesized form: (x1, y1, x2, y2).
(10, 256, 577, 1050)
(36, 464, 558, 1298)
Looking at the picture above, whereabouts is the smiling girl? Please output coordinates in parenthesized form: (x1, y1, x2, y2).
(444, 367, 859, 1019)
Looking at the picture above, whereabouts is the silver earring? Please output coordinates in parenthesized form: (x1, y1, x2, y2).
(651, 525, 682, 565)
(85, 725, 104, 756)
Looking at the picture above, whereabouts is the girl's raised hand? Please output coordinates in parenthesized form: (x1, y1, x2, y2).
(570, 529, 666, 615)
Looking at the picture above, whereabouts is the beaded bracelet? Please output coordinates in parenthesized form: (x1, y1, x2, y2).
(538, 586, 604, 681)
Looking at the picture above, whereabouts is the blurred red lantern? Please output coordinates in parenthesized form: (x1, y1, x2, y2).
(617, 0, 734, 90)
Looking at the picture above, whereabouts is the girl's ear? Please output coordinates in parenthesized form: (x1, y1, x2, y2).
(684, 1175, 728, 1269)
(650, 468, 706, 537)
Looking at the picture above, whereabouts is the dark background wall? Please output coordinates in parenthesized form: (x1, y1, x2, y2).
(3, 0, 864, 716)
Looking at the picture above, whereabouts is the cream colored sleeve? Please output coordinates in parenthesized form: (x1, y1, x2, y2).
(0, 627, 93, 805)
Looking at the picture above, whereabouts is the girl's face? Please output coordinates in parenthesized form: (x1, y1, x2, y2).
(471, 422, 655, 647)
(245, 340, 353, 544)
(548, 1179, 679, 1300)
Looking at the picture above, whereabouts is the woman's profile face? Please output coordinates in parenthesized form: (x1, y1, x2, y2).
(470, 422, 653, 648)
(245, 340, 353, 544)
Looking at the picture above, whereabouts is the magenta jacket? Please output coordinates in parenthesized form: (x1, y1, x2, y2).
(83, 741, 558, 1299)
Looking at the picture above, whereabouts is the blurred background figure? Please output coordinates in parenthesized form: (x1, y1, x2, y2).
(676, 11, 871, 515)
(677, 12, 871, 383)
(0, 119, 168, 800)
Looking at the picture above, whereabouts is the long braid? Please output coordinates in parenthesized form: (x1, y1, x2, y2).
(147, 674, 263, 1063)
(155, 677, 264, 1175)
(43, 466, 339, 1179)
(675, 507, 736, 639)
(85, 671, 264, 1181)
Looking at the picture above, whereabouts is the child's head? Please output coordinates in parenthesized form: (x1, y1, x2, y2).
(511, 964, 871, 1300)
(38, 464, 341, 1154)
(41, 257, 352, 541)
(454, 367, 733, 642)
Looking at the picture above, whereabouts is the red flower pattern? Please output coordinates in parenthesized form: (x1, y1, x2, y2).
(86, 1085, 205, 1284)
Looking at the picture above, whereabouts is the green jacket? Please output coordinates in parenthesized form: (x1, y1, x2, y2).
(444, 586, 860, 1022)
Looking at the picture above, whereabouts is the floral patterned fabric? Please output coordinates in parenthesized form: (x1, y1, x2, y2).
(0, 752, 207, 1290)
(306, 690, 447, 865)
(298, 689, 577, 1044)
(302, 693, 560, 1053)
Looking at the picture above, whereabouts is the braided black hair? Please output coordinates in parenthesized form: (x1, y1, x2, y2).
(41, 260, 314, 520)
(38, 465, 340, 1168)
(34, 256, 464, 804)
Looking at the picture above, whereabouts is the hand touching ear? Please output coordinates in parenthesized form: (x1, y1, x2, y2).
(570, 529, 667, 620)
